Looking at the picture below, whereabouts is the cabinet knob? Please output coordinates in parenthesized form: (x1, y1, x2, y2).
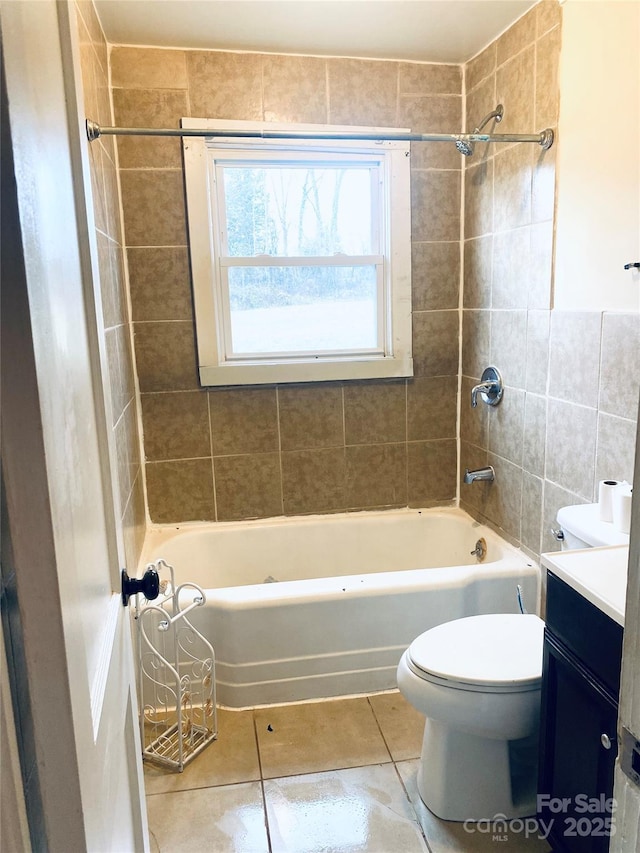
(601, 733, 615, 750)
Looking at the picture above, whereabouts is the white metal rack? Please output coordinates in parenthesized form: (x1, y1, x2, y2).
(134, 559, 217, 772)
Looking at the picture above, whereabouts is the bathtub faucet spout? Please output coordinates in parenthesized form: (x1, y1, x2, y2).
(463, 466, 495, 484)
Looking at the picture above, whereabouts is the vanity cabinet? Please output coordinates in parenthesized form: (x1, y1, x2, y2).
(538, 572, 624, 853)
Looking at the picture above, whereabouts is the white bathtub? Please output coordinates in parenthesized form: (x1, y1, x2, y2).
(139, 507, 539, 708)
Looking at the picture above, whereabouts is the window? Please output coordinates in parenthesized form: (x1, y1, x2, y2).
(182, 119, 413, 385)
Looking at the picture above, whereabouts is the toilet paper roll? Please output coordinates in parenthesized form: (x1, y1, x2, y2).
(599, 479, 623, 522)
(613, 485, 633, 534)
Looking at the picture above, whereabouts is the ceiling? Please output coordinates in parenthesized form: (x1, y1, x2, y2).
(94, 0, 537, 64)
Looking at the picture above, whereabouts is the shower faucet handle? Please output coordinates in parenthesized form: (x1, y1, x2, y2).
(470, 366, 504, 408)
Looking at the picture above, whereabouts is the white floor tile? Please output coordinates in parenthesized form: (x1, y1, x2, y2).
(263, 763, 429, 853)
(147, 782, 269, 853)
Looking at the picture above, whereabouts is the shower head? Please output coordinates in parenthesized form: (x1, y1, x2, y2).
(456, 104, 504, 157)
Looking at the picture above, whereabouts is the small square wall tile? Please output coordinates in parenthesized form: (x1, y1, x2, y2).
(141, 391, 210, 461)
(412, 310, 459, 378)
(282, 447, 347, 515)
(599, 312, 640, 420)
(407, 376, 457, 441)
(464, 158, 494, 239)
(493, 144, 532, 233)
(110, 47, 188, 89)
(412, 242, 460, 311)
(343, 381, 406, 445)
(462, 310, 490, 379)
(488, 386, 525, 466)
(532, 145, 556, 224)
(345, 443, 407, 509)
(263, 54, 327, 124)
(497, 6, 537, 67)
(528, 221, 553, 309)
(523, 392, 547, 478)
(120, 170, 187, 247)
(147, 783, 269, 853)
(595, 413, 636, 486)
(327, 58, 398, 127)
(398, 95, 461, 170)
(407, 440, 457, 505)
(485, 452, 523, 542)
(210, 387, 279, 455)
(460, 377, 489, 447)
(490, 309, 527, 389)
(465, 43, 496, 94)
(545, 399, 597, 501)
(525, 309, 550, 395)
(254, 698, 390, 779)
(537, 0, 562, 36)
(496, 47, 535, 136)
(521, 472, 544, 556)
(399, 62, 461, 95)
(214, 453, 282, 521)
(412, 171, 461, 243)
(134, 321, 199, 392)
(186, 51, 262, 120)
(492, 228, 530, 309)
(549, 312, 602, 407)
(128, 247, 193, 322)
(146, 458, 215, 523)
(536, 26, 561, 131)
(114, 88, 187, 169)
(368, 691, 424, 761)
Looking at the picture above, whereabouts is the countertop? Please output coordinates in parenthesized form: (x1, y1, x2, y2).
(541, 545, 629, 627)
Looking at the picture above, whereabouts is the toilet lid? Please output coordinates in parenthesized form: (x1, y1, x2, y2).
(408, 614, 544, 689)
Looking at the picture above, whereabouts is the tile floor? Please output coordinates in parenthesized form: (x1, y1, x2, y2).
(145, 692, 552, 852)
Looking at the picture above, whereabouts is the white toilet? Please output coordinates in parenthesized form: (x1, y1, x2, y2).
(397, 502, 626, 822)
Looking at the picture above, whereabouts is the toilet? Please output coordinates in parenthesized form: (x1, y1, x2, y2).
(397, 502, 626, 822)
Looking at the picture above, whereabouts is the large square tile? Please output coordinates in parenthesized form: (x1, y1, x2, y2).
(147, 782, 268, 853)
(368, 691, 425, 761)
(264, 764, 429, 853)
(144, 708, 260, 794)
(254, 698, 391, 779)
(396, 760, 552, 852)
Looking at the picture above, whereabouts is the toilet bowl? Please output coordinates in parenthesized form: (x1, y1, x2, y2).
(397, 613, 544, 822)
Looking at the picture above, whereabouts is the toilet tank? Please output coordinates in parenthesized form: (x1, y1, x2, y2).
(556, 503, 630, 550)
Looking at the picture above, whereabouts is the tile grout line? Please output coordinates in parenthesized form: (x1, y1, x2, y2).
(251, 711, 274, 853)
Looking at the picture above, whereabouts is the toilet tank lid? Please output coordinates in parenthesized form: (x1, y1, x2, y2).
(557, 503, 629, 548)
(408, 614, 544, 688)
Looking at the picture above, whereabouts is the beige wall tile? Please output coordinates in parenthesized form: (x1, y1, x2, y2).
(214, 453, 282, 520)
(146, 458, 215, 523)
(210, 387, 279, 456)
(523, 392, 547, 478)
(412, 242, 460, 312)
(128, 247, 193, 322)
(343, 382, 406, 445)
(465, 43, 496, 93)
(485, 452, 523, 541)
(464, 158, 493, 239)
(97, 233, 125, 329)
(187, 51, 262, 119)
(141, 391, 210, 460)
(487, 386, 525, 466)
(465, 75, 497, 133)
(496, 6, 537, 67)
(346, 443, 407, 509)
(327, 58, 397, 126)
(493, 145, 532, 232)
(528, 221, 553, 309)
(399, 63, 461, 95)
(407, 377, 457, 441)
(490, 309, 527, 388)
(411, 170, 461, 242)
(496, 47, 535, 135)
(102, 153, 121, 241)
(263, 55, 327, 123)
(134, 321, 198, 392)
(278, 385, 344, 451)
(459, 440, 490, 514)
(114, 411, 131, 512)
(546, 399, 597, 500)
(599, 313, 640, 420)
(122, 472, 146, 572)
(110, 47, 187, 89)
(461, 310, 490, 379)
(548, 311, 602, 407)
(113, 88, 188, 169)
(460, 377, 489, 447)
(541, 480, 585, 554)
(521, 472, 544, 556)
(595, 413, 636, 486)
(525, 310, 550, 394)
(88, 141, 107, 234)
(412, 310, 459, 378)
(120, 169, 187, 247)
(398, 95, 461, 170)
(537, 1, 562, 38)
(407, 440, 457, 505)
(491, 227, 530, 309)
(531, 145, 556, 224)
(536, 26, 561, 130)
(463, 236, 492, 309)
(281, 448, 346, 515)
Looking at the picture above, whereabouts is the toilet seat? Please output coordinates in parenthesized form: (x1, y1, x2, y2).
(407, 613, 544, 693)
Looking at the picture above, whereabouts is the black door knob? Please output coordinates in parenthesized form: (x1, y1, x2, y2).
(121, 567, 160, 606)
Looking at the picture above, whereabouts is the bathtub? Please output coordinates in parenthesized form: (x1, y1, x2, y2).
(139, 507, 539, 708)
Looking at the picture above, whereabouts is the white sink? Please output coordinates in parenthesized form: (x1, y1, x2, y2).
(541, 545, 629, 626)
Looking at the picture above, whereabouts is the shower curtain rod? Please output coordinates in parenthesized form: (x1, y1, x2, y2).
(85, 119, 554, 151)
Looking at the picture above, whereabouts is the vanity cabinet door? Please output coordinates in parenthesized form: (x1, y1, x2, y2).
(538, 634, 617, 853)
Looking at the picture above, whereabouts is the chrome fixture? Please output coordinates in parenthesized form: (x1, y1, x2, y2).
(471, 366, 504, 408)
(463, 466, 495, 484)
(455, 104, 504, 157)
(470, 538, 487, 561)
(550, 525, 565, 542)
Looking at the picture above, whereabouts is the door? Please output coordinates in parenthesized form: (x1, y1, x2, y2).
(1, 2, 147, 850)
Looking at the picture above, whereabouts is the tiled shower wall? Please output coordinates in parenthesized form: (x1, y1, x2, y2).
(459, 0, 640, 558)
(76, 1, 145, 567)
(111, 48, 463, 522)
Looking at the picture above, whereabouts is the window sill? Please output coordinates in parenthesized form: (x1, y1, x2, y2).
(199, 355, 414, 386)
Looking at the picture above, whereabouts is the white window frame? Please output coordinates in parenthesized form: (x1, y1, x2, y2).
(182, 118, 413, 386)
